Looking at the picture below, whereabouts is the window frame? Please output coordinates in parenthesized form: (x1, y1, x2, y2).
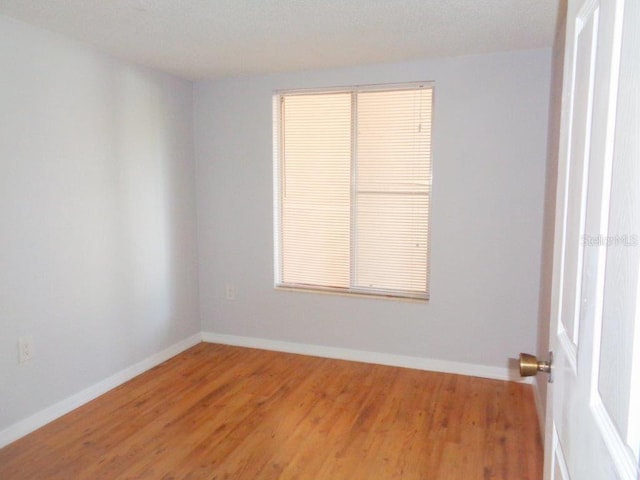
(273, 82, 434, 301)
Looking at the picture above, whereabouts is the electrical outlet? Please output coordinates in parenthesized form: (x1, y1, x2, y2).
(226, 284, 236, 300)
(18, 336, 33, 363)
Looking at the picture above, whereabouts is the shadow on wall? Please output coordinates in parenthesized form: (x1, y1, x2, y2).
(105, 66, 197, 359)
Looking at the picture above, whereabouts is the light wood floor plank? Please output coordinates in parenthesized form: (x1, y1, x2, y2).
(0, 343, 543, 479)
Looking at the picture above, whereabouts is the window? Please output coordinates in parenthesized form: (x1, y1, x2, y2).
(274, 83, 433, 300)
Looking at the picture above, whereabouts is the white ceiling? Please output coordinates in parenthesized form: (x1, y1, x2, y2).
(0, 0, 560, 80)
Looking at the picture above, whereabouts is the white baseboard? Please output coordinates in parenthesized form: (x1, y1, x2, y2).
(202, 332, 530, 383)
(0, 333, 202, 449)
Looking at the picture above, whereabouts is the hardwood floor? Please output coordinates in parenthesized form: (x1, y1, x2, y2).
(0, 343, 543, 479)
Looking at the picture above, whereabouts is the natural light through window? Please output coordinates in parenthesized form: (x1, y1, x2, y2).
(274, 83, 433, 300)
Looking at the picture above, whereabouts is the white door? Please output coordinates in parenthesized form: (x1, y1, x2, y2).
(544, 0, 640, 479)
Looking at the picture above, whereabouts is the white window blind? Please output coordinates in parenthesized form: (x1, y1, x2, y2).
(274, 84, 433, 300)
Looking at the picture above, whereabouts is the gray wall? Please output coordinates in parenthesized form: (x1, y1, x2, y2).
(0, 16, 200, 432)
(194, 50, 551, 370)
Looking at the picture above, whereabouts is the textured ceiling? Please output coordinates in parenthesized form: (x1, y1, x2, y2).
(0, 0, 560, 80)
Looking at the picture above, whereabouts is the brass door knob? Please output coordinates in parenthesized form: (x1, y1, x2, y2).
(519, 352, 553, 378)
